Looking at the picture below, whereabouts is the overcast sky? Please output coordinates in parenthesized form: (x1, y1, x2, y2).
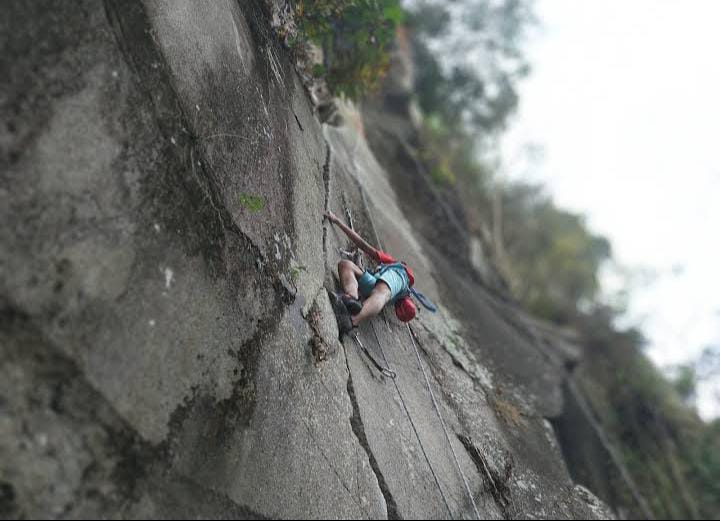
(500, 0, 720, 419)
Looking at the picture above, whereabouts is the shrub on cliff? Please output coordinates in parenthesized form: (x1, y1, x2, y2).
(293, 0, 403, 99)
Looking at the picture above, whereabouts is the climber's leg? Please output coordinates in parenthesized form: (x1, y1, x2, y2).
(352, 282, 392, 327)
(337, 260, 364, 315)
(338, 259, 363, 299)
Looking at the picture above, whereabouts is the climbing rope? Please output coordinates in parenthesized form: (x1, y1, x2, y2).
(349, 184, 481, 519)
(369, 320, 454, 518)
(335, 167, 481, 517)
(340, 204, 453, 517)
(351, 332, 396, 379)
(406, 323, 481, 520)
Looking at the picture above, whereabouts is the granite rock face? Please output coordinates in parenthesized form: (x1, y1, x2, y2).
(1, 1, 611, 519)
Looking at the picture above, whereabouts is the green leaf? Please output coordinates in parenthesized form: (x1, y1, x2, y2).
(383, 3, 404, 25)
(238, 192, 266, 213)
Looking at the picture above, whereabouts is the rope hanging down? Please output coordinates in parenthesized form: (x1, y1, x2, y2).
(368, 321, 453, 518)
(406, 324, 481, 520)
(351, 193, 480, 519)
(340, 203, 453, 516)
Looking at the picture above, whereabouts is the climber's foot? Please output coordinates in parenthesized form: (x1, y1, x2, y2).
(339, 293, 363, 315)
(328, 291, 356, 338)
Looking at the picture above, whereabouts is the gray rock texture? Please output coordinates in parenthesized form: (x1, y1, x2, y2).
(1, 1, 612, 519)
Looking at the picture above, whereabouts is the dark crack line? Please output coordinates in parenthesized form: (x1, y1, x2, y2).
(189, 147, 225, 232)
(457, 434, 513, 520)
(307, 334, 388, 518)
(294, 111, 304, 131)
(321, 139, 332, 262)
(342, 344, 402, 520)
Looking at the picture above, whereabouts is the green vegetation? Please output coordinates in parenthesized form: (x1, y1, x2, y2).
(408, 0, 533, 133)
(671, 364, 698, 404)
(417, 117, 457, 185)
(293, 0, 403, 98)
(406, 2, 610, 324)
(404, 1, 719, 519)
(238, 192, 266, 212)
(289, 263, 307, 282)
(496, 183, 612, 324)
(575, 312, 720, 519)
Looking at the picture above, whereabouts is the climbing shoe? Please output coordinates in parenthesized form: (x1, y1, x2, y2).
(328, 290, 356, 338)
(339, 293, 363, 315)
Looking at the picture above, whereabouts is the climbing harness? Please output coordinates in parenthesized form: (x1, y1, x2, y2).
(351, 331, 396, 379)
(341, 207, 398, 379)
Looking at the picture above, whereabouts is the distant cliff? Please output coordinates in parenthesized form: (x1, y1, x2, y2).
(1, 1, 613, 518)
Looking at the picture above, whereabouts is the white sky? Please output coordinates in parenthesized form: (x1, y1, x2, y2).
(500, 0, 720, 419)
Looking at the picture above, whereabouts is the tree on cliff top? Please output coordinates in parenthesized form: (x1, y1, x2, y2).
(293, 0, 404, 98)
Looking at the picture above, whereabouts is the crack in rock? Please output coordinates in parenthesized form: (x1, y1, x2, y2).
(305, 298, 331, 364)
(321, 139, 332, 261)
(343, 348, 401, 520)
(458, 433, 514, 519)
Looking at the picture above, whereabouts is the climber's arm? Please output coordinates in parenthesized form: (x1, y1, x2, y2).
(324, 210, 381, 262)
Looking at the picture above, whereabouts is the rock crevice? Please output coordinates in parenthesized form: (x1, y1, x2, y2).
(343, 347, 400, 520)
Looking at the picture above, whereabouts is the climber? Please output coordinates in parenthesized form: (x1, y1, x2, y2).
(324, 210, 417, 335)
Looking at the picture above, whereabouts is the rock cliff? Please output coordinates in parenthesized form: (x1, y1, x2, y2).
(1, 1, 613, 518)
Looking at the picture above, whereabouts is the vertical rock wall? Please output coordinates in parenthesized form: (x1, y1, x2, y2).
(1, 1, 612, 519)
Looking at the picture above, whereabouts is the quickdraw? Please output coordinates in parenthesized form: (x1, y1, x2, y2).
(351, 331, 396, 379)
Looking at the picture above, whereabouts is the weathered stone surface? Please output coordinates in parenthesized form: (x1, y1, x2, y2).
(1, 1, 613, 519)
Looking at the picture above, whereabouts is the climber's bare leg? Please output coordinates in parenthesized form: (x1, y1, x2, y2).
(338, 259, 363, 299)
(352, 282, 391, 327)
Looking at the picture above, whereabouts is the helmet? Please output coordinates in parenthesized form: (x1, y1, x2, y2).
(394, 296, 417, 322)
